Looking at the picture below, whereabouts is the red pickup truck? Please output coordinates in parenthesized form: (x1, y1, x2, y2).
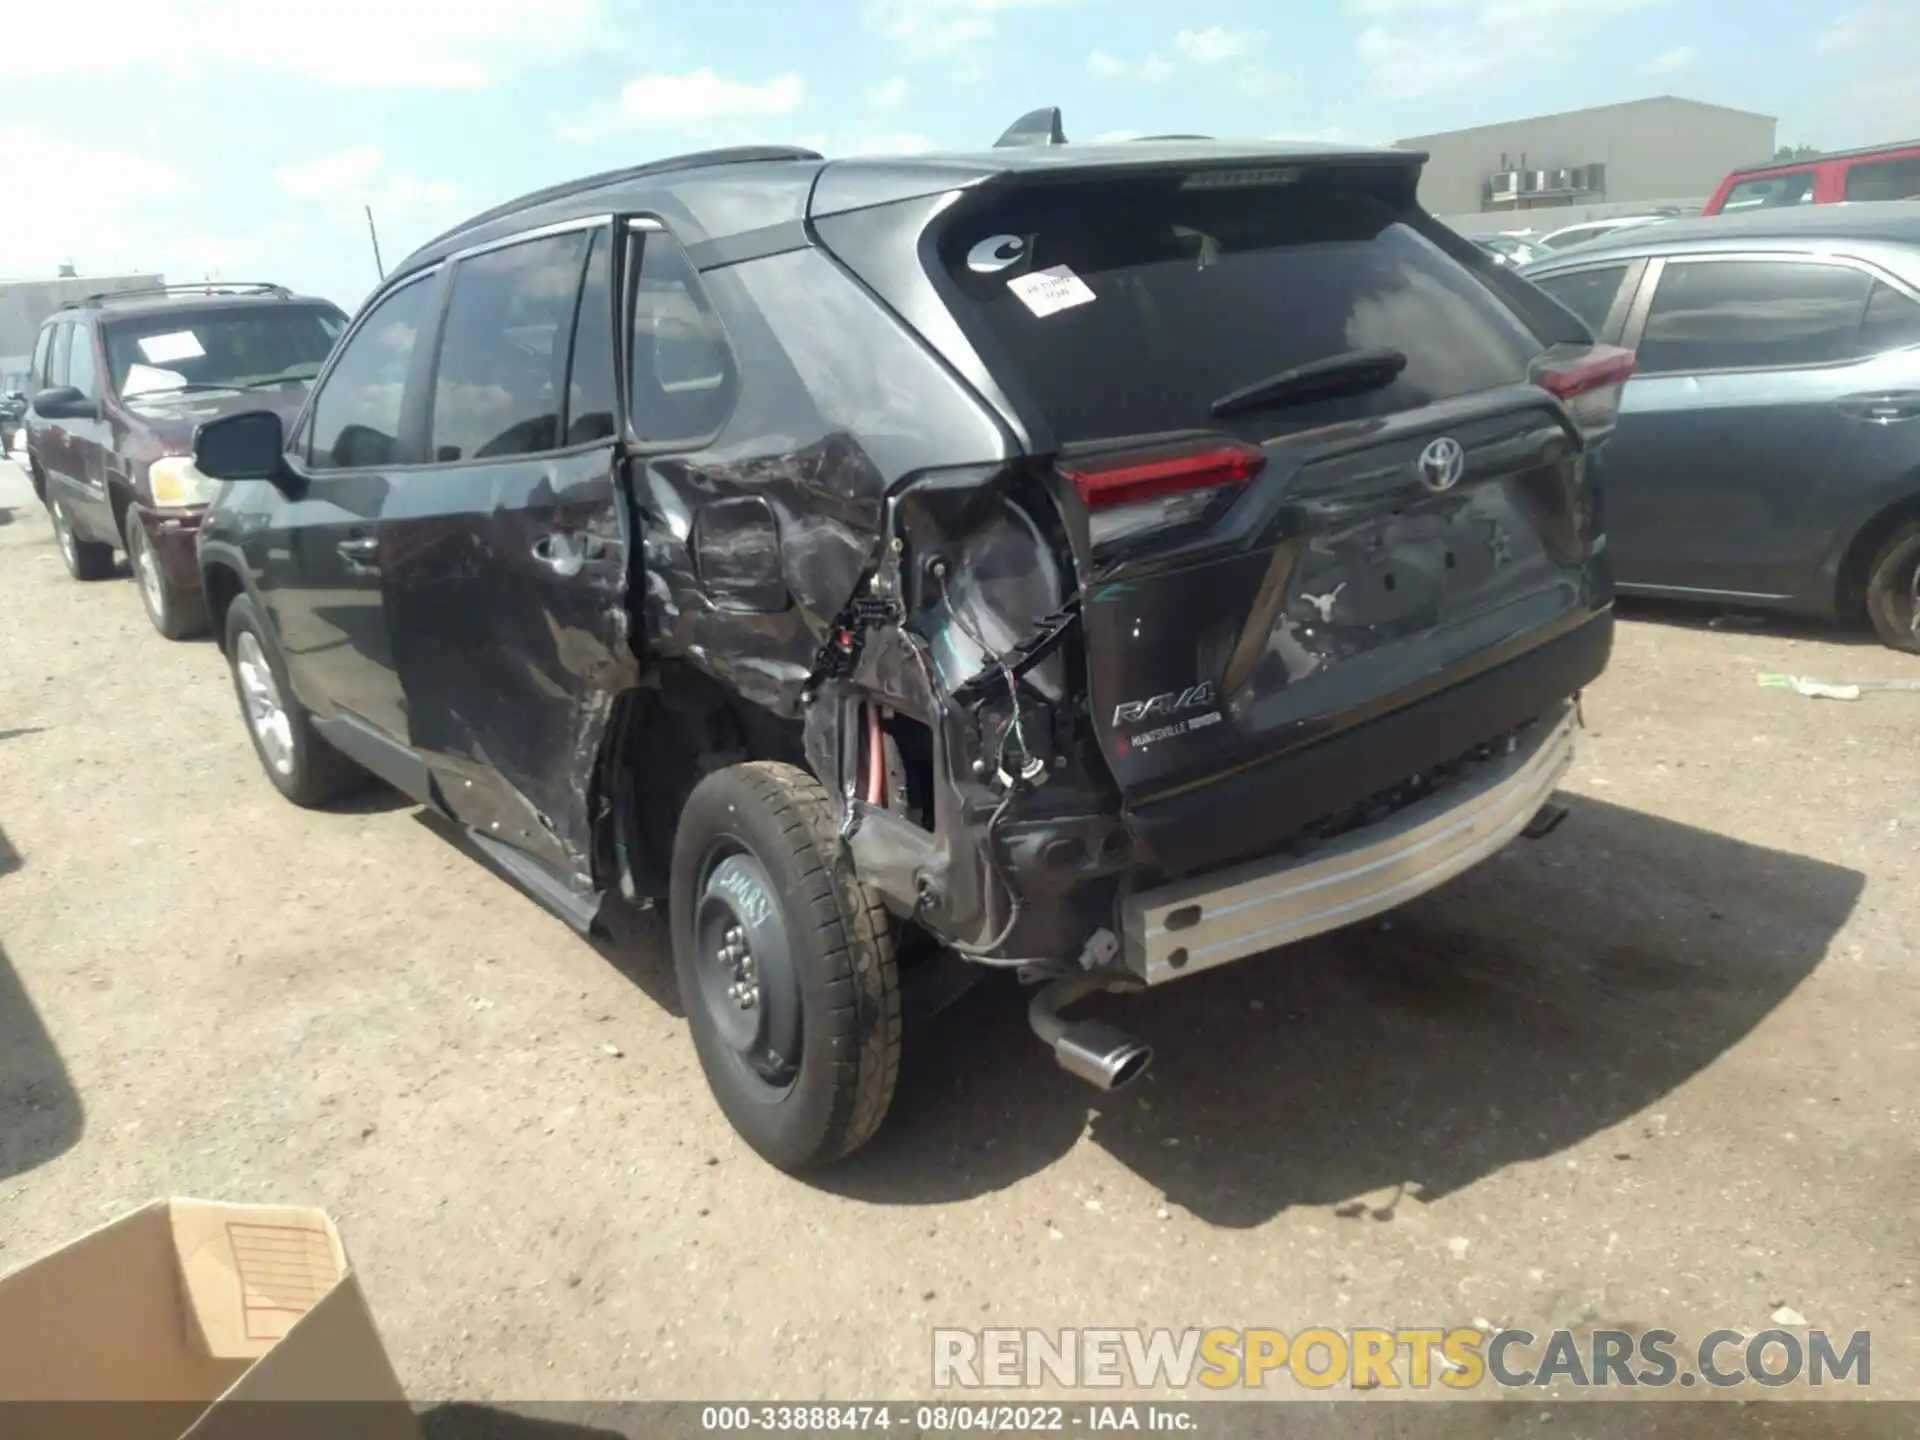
(1703, 140, 1920, 216)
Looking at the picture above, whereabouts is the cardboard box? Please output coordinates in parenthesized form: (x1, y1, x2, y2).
(0, 1199, 421, 1440)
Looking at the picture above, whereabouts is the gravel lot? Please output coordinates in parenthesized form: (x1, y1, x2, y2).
(3, 455, 1917, 1406)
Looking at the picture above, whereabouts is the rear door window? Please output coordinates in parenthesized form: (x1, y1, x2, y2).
(1718, 171, 1817, 211)
(1634, 259, 1872, 372)
(1534, 264, 1633, 335)
(936, 172, 1545, 445)
(1843, 155, 1920, 203)
(1858, 282, 1920, 355)
(429, 229, 588, 463)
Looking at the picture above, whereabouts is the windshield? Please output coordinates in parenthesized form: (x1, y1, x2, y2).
(103, 305, 347, 398)
(936, 172, 1544, 444)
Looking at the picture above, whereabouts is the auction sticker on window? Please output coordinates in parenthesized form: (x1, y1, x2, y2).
(1007, 265, 1096, 318)
(137, 330, 206, 364)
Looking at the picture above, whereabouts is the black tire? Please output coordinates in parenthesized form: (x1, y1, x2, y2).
(124, 510, 209, 640)
(48, 495, 115, 580)
(222, 593, 368, 807)
(670, 761, 901, 1171)
(1864, 521, 1920, 653)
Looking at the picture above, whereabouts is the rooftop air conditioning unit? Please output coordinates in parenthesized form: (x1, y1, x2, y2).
(1488, 170, 1521, 202)
(1547, 168, 1573, 192)
(1522, 170, 1546, 193)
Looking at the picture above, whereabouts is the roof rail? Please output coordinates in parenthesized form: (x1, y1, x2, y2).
(995, 108, 1067, 148)
(67, 282, 293, 309)
(1133, 133, 1213, 141)
(414, 145, 824, 256)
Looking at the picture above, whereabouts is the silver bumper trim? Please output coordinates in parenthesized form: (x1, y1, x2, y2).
(1122, 704, 1577, 985)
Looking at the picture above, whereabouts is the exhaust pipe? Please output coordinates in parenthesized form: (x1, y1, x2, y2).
(1028, 976, 1153, 1091)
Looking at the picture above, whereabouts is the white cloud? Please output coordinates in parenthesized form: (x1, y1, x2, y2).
(9, 0, 613, 88)
(0, 127, 186, 279)
(556, 67, 810, 147)
(1090, 25, 1275, 89)
(1636, 44, 1696, 74)
(275, 147, 464, 248)
(1349, 0, 1666, 101)
(863, 0, 1076, 60)
(1173, 26, 1266, 63)
(1091, 128, 1145, 143)
(1814, 8, 1868, 51)
(617, 69, 808, 128)
(1801, 3, 1919, 142)
(1085, 47, 1180, 83)
(277, 149, 387, 202)
(867, 76, 912, 111)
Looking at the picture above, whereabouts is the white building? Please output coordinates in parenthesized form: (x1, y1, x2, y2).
(1398, 96, 1778, 234)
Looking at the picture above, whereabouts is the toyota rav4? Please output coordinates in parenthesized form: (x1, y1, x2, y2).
(189, 114, 1626, 1170)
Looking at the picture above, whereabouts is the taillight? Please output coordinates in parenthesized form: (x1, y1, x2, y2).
(1056, 440, 1266, 548)
(1533, 343, 1636, 436)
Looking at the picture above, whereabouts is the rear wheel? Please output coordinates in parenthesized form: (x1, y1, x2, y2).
(124, 511, 209, 640)
(670, 762, 901, 1171)
(1864, 521, 1920, 653)
(49, 496, 115, 580)
(223, 593, 368, 806)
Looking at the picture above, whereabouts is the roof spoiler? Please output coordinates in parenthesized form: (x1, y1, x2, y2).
(995, 107, 1067, 148)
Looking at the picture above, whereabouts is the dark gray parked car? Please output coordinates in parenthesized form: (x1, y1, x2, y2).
(1522, 202, 1920, 650)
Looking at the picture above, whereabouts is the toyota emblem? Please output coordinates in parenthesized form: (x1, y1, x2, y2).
(1418, 436, 1466, 492)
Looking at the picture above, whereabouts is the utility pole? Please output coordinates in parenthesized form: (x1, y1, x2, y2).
(365, 205, 386, 281)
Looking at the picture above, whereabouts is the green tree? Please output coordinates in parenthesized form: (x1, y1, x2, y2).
(1774, 144, 1822, 160)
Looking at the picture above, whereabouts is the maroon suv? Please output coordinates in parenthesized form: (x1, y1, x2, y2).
(24, 284, 346, 638)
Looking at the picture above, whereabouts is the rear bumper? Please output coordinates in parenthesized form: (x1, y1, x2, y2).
(134, 505, 205, 590)
(1122, 702, 1576, 985)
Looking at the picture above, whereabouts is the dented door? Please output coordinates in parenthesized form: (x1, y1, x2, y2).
(385, 221, 635, 882)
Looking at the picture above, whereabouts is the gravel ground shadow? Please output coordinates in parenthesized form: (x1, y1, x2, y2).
(0, 826, 86, 1179)
(822, 794, 1864, 1225)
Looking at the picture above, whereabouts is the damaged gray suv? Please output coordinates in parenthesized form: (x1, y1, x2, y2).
(191, 112, 1626, 1170)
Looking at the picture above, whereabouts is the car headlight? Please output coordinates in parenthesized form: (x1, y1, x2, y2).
(148, 456, 221, 510)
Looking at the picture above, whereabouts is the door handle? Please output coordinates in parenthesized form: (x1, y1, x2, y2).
(1839, 391, 1920, 424)
(337, 535, 380, 574)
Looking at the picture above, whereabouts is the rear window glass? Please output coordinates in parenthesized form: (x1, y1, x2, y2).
(937, 174, 1544, 444)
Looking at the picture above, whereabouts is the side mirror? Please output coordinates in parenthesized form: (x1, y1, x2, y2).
(194, 409, 288, 483)
(32, 386, 99, 421)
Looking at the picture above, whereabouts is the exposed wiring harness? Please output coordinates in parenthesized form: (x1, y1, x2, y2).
(931, 563, 1038, 960)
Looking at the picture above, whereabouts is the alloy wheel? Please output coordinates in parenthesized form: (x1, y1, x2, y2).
(130, 522, 167, 629)
(234, 631, 295, 776)
(51, 501, 77, 571)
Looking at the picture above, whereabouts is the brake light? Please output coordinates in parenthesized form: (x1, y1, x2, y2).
(1056, 440, 1266, 548)
(1533, 344, 1636, 435)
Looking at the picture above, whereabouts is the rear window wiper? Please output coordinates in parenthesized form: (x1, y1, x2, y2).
(1211, 346, 1409, 419)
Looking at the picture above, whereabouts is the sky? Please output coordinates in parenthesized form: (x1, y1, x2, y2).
(1, 0, 1915, 313)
